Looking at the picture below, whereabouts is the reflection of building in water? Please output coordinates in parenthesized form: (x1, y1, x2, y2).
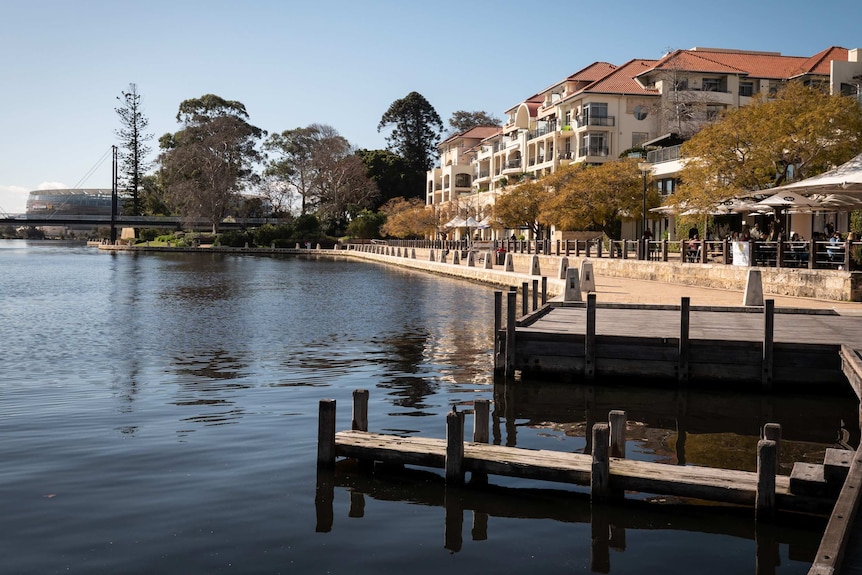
(26, 188, 119, 236)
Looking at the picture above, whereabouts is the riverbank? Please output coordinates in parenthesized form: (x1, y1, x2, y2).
(99, 243, 862, 311)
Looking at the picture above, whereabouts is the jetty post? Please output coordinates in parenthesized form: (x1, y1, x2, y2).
(472, 399, 490, 485)
(317, 399, 337, 467)
(585, 293, 597, 379)
(591, 423, 611, 501)
(446, 408, 466, 484)
(679, 297, 690, 385)
(763, 299, 775, 391)
(493, 292, 503, 376)
(756, 439, 777, 520)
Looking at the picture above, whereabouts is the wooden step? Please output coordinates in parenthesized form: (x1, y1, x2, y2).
(790, 462, 827, 497)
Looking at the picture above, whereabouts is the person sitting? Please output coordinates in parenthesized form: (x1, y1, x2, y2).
(687, 233, 701, 262)
(827, 231, 844, 264)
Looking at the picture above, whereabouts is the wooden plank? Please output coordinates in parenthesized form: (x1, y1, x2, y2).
(808, 446, 862, 575)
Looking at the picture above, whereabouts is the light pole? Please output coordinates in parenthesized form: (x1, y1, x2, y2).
(637, 161, 649, 260)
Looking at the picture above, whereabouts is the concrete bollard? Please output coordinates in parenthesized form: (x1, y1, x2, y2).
(484, 251, 494, 269)
(452, 250, 460, 264)
(529, 254, 541, 276)
(563, 267, 583, 302)
(744, 269, 764, 306)
(504, 252, 514, 272)
(440, 250, 448, 263)
(580, 259, 596, 292)
(296, 243, 301, 249)
(558, 256, 569, 280)
(429, 249, 436, 262)
(411, 248, 416, 259)
(316, 243, 322, 250)
(467, 250, 476, 267)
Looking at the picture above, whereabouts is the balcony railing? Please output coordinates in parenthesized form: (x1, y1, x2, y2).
(506, 159, 522, 169)
(527, 121, 558, 140)
(579, 147, 609, 158)
(559, 151, 574, 160)
(646, 144, 682, 164)
(576, 115, 615, 128)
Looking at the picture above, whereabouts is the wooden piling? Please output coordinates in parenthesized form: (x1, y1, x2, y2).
(506, 291, 516, 379)
(494, 291, 503, 374)
(679, 297, 690, 385)
(756, 439, 777, 520)
(352, 389, 369, 431)
(609, 410, 627, 458)
(521, 282, 529, 316)
(473, 399, 490, 443)
(763, 423, 782, 475)
(532, 279, 539, 311)
(592, 423, 611, 501)
(541, 277, 547, 305)
(585, 293, 597, 379)
(318, 399, 336, 467)
(446, 409, 465, 484)
(763, 299, 774, 391)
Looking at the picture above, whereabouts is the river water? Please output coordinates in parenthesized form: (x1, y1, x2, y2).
(0, 241, 856, 574)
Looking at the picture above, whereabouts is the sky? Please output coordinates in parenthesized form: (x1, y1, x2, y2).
(1, 0, 861, 214)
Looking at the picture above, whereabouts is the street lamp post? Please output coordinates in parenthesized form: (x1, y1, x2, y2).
(638, 162, 650, 259)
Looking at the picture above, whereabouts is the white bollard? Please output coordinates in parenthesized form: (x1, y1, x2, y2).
(411, 248, 416, 259)
(429, 249, 436, 262)
(580, 259, 596, 292)
(529, 254, 541, 276)
(564, 268, 583, 302)
(452, 250, 460, 264)
(504, 252, 515, 272)
(558, 256, 569, 280)
(744, 269, 764, 306)
(484, 251, 494, 269)
(467, 250, 476, 267)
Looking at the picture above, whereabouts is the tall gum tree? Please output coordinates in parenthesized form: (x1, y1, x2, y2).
(158, 94, 264, 234)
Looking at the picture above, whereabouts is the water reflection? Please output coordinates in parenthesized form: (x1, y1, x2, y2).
(317, 462, 824, 574)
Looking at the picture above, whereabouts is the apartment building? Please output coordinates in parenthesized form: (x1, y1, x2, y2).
(426, 46, 862, 241)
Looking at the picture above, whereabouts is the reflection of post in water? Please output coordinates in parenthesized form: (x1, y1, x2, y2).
(315, 467, 335, 533)
(470, 399, 490, 486)
(348, 491, 365, 518)
(676, 389, 688, 466)
(444, 488, 463, 553)
(591, 504, 611, 574)
(492, 380, 518, 447)
(755, 523, 780, 575)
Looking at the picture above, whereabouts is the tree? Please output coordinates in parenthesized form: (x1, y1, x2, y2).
(677, 81, 862, 211)
(115, 83, 153, 216)
(378, 92, 443, 176)
(264, 124, 378, 234)
(346, 209, 386, 239)
(541, 159, 657, 239)
(356, 148, 422, 206)
(447, 110, 501, 134)
(493, 179, 553, 238)
(158, 94, 264, 234)
(379, 196, 437, 238)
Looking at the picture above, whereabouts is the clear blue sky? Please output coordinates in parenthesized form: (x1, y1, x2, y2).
(1, 0, 860, 214)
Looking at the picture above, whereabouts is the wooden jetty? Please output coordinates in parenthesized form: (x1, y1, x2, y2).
(493, 290, 862, 389)
(318, 389, 862, 574)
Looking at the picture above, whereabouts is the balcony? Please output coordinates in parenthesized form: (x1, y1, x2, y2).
(527, 121, 558, 140)
(646, 144, 681, 164)
(502, 159, 522, 173)
(578, 147, 609, 158)
(558, 151, 574, 160)
(575, 115, 615, 128)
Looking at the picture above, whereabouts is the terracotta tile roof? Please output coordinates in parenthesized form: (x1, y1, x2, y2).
(640, 47, 852, 81)
(582, 59, 660, 95)
(439, 125, 501, 145)
(790, 46, 850, 77)
(567, 61, 617, 83)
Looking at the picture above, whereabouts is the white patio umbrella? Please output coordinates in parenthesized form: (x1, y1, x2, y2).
(443, 216, 467, 228)
(465, 216, 481, 228)
(766, 152, 862, 195)
(755, 191, 818, 208)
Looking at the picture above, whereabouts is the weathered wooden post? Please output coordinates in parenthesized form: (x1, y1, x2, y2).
(541, 277, 548, 305)
(493, 291, 503, 376)
(756, 439, 777, 520)
(352, 389, 368, 431)
(763, 423, 781, 475)
(532, 278, 539, 311)
(446, 408, 465, 484)
(472, 399, 490, 485)
(762, 299, 774, 391)
(591, 423, 611, 502)
(506, 291, 517, 379)
(317, 399, 336, 468)
(521, 282, 529, 316)
(662, 239, 669, 262)
(609, 410, 627, 458)
(679, 297, 690, 385)
(585, 293, 597, 379)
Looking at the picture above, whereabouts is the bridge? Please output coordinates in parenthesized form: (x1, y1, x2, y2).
(0, 214, 287, 231)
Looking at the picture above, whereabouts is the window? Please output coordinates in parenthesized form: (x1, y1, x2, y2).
(706, 105, 723, 121)
(580, 132, 608, 157)
(455, 173, 471, 188)
(739, 81, 754, 97)
(632, 132, 649, 147)
(673, 78, 688, 91)
(584, 102, 608, 119)
(633, 105, 648, 120)
(701, 77, 721, 92)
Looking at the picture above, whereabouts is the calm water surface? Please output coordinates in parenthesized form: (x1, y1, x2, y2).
(0, 241, 855, 574)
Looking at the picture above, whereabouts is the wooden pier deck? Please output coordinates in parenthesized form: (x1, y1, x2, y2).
(496, 292, 862, 388)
